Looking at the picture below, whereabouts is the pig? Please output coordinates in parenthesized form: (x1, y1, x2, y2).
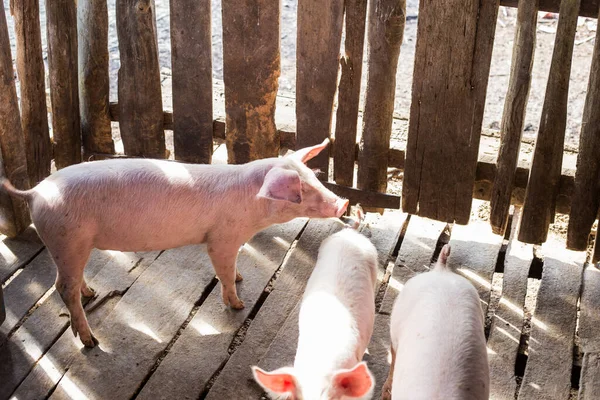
(381, 244, 489, 400)
(0, 139, 348, 348)
(252, 227, 378, 400)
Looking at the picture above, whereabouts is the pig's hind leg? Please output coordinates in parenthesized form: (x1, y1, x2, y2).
(208, 242, 244, 309)
(381, 346, 396, 400)
(48, 241, 98, 347)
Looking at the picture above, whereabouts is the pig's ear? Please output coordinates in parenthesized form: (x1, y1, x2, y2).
(290, 138, 330, 163)
(331, 361, 374, 398)
(252, 366, 299, 396)
(258, 168, 302, 204)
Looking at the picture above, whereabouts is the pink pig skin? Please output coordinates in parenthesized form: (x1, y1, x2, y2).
(382, 245, 489, 400)
(252, 228, 378, 400)
(1, 139, 348, 348)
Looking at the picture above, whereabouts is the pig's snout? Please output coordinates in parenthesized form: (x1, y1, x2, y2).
(336, 199, 349, 218)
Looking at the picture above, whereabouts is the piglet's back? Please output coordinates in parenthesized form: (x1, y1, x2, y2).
(296, 229, 378, 372)
(390, 250, 489, 400)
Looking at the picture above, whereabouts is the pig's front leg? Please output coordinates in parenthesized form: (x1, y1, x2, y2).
(381, 345, 395, 400)
(207, 242, 245, 309)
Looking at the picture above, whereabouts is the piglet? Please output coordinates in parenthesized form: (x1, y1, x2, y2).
(1, 139, 348, 348)
(382, 245, 489, 400)
(252, 228, 378, 400)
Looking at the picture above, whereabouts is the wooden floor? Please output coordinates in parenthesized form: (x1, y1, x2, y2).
(0, 203, 598, 400)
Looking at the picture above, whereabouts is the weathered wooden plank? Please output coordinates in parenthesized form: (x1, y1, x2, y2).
(517, 242, 585, 400)
(13, 251, 159, 399)
(579, 265, 600, 353)
(12, 297, 121, 400)
(0, 285, 5, 324)
(579, 353, 600, 400)
(0, 3, 31, 238)
(567, 21, 600, 251)
(519, 0, 581, 244)
(137, 220, 307, 399)
(490, 0, 538, 236)
(0, 249, 152, 399)
(10, 0, 52, 186)
(221, 0, 279, 164)
(0, 250, 55, 342)
(449, 219, 504, 312)
(578, 263, 600, 399)
(500, 0, 598, 18)
(380, 216, 446, 314)
(116, 0, 165, 158)
(356, 0, 405, 198)
(45, 0, 81, 168)
(360, 210, 407, 281)
(255, 211, 405, 388)
(205, 219, 344, 399)
(78, 0, 115, 158)
(323, 182, 401, 210)
(466, 0, 501, 199)
(488, 210, 534, 400)
(171, 0, 213, 164)
(48, 245, 221, 400)
(0, 227, 43, 283)
(295, 0, 344, 174)
(402, 0, 495, 224)
(333, 0, 368, 187)
(365, 313, 392, 400)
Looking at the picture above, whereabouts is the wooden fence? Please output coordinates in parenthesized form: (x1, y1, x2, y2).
(0, 0, 598, 262)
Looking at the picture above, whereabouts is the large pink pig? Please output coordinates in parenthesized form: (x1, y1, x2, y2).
(1, 139, 348, 348)
(382, 244, 489, 399)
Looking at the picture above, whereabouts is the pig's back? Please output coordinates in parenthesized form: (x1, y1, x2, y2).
(390, 271, 489, 399)
(296, 230, 378, 371)
(29, 159, 232, 250)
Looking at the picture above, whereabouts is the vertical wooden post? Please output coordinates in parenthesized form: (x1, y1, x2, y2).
(0, 4, 31, 237)
(519, 0, 581, 244)
(490, 0, 538, 236)
(594, 232, 600, 264)
(46, 0, 82, 169)
(116, 0, 165, 159)
(221, 0, 280, 164)
(567, 13, 600, 251)
(78, 0, 115, 159)
(171, 0, 213, 164)
(357, 0, 405, 198)
(333, 0, 368, 187)
(296, 0, 344, 174)
(10, 0, 51, 186)
(402, 0, 498, 224)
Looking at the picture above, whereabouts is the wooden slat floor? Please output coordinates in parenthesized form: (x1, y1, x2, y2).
(0, 198, 597, 399)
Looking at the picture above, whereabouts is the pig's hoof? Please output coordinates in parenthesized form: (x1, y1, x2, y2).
(235, 271, 244, 282)
(381, 382, 392, 400)
(230, 299, 245, 310)
(81, 285, 96, 298)
(81, 333, 99, 348)
(224, 293, 245, 310)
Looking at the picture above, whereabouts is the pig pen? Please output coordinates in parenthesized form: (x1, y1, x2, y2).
(1, 0, 600, 399)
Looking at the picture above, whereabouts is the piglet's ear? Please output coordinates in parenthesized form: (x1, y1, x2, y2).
(290, 138, 330, 164)
(252, 366, 298, 395)
(258, 168, 302, 204)
(331, 362, 374, 398)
